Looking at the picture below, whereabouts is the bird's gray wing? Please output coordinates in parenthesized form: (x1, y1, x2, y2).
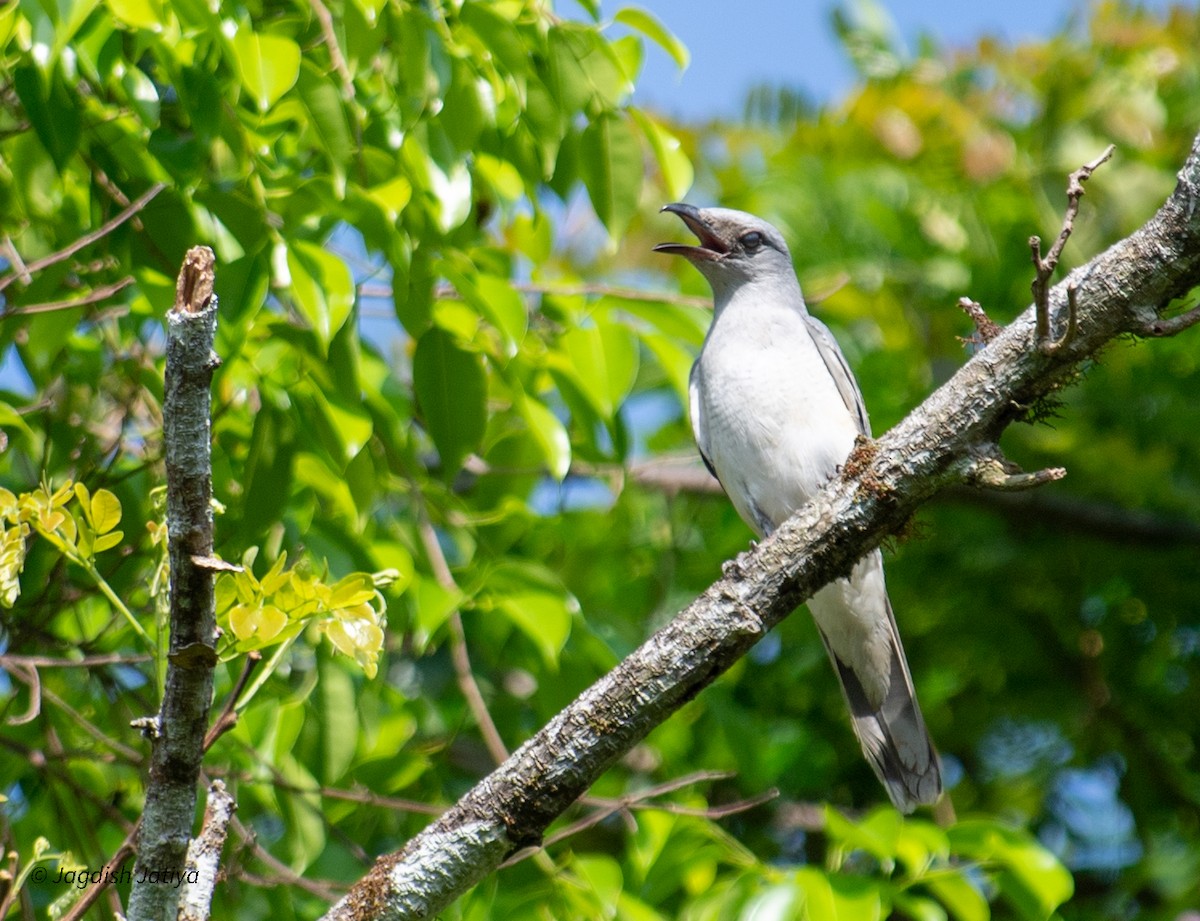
(688, 361, 720, 483)
(805, 315, 870, 436)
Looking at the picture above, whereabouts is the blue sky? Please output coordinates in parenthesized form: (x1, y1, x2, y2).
(625, 0, 1179, 118)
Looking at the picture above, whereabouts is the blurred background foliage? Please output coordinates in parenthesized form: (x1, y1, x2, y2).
(0, 0, 1198, 918)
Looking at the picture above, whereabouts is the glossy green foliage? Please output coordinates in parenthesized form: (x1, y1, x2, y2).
(0, 0, 1196, 919)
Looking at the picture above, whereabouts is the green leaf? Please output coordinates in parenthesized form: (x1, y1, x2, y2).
(925, 869, 989, 921)
(296, 62, 353, 184)
(104, 0, 164, 31)
(579, 112, 642, 239)
(630, 109, 694, 201)
(553, 316, 638, 420)
(277, 754, 326, 871)
(13, 64, 81, 170)
(517, 395, 571, 481)
(287, 241, 355, 350)
(437, 259, 527, 355)
(825, 805, 902, 863)
(639, 332, 693, 409)
(410, 575, 462, 651)
(487, 560, 577, 668)
(614, 7, 689, 69)
(319, 656, 358, 784)
(233, 27, 301, 111)
(89, 490, 122, 535)
(411, 327, 487, 477)
(328, 573, 377, 609)
(948, 820, 1073, 919)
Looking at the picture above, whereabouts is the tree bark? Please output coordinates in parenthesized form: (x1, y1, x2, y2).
(128, 248, 221, 921)
(321, 130, 1200, 921)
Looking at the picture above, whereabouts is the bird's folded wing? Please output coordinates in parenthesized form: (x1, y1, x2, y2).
(804, 315, 871, 436)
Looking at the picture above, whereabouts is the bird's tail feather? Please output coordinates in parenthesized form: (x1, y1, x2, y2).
(817, 602, 942, 813)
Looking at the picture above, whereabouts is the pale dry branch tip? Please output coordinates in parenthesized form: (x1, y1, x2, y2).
(179, 780, 237, 921)
(174, 246, 217, 315)
(963, 446, 1067, 492)
(191, 554, 242, 573)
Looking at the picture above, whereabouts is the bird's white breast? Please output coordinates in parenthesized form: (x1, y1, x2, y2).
(693, 296, 859, 535)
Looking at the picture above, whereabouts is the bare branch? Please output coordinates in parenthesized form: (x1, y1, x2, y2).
(1031, 145, 1116, 351)
(1135, 300, 1200, 337)
(308, 0, 355, 97)
(415, 503, 510, 766)
(0, 276, 135, 319)
(962, 445, 1066, 491)
(127, 246, 221, 921)
(204, 652, 262, 751)
(178, 780, 237, 921)
(358, 280, 712, 311)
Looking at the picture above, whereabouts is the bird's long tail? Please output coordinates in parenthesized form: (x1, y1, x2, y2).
(812, 576, 942, 812)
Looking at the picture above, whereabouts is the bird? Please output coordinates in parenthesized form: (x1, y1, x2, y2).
(655, 202, 942, 812)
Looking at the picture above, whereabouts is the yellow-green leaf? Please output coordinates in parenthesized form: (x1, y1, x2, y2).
(328, 573, 377, 609)
(93, 531, 123, 554)
(90, 489, 122, 535)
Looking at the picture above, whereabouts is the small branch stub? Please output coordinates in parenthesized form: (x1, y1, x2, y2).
(957, 297, 1002, 348)
(1136, 300, 1200, 337)
(964, 445, 1067, 492)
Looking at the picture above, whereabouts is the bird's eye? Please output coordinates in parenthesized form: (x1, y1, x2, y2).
(741, 231, 764, 251)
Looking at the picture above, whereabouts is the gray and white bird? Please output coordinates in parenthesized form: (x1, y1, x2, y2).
(655, 203, 942, 812)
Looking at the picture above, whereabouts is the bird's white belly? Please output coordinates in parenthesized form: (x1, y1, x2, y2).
(696, 327, 858, 534)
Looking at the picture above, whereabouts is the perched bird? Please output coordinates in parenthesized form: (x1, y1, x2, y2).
(655, 203, 942, 812)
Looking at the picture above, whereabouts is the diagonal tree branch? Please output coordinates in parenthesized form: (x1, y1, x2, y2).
(320, 131, 1200, 921)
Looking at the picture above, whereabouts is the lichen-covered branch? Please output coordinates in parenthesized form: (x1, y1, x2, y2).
(321, 131, 1200, 921)
(178, 780, 236, 921)
(127, 247, 221, 921)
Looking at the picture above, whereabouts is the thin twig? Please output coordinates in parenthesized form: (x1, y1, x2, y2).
(414, 509, 509, 765)
(0, 652, 153, 668)
(59, 829, 138, 921)
(1, 235, 31, 285)
(308, 0, 354, 97)
(0, 183, 166, 293)
(0, 277, 135, 319)
(358, 280, 712, 311)
(203, 652, 262, 751)
(2, 660, 40, 725)
(963, 445, 1066, 491)
(501, 770, 777, 868)
(1136, 300, 1200, 337)
(1030, 145, 1115, 352)
(228, 816, 345, 901)
(39, 683, 144, 763)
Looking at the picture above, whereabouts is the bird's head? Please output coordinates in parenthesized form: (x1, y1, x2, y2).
(654, 203, 797, 301)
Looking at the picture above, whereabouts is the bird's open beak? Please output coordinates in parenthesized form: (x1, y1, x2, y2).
(653, 203, 728, 262)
